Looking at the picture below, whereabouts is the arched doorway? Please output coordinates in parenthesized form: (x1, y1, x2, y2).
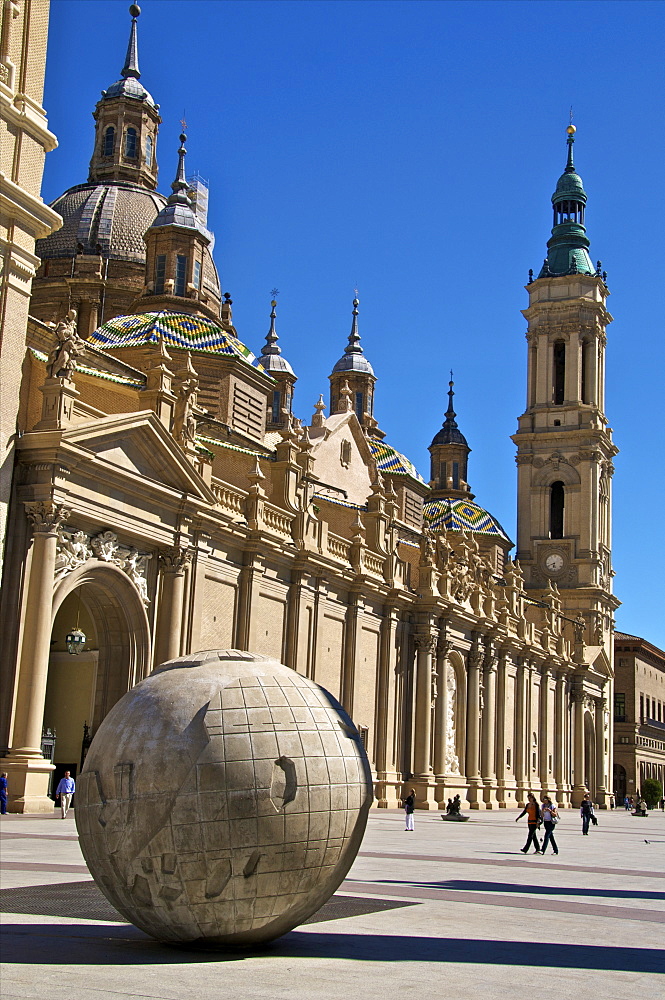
(43, 563, 151, 788)
(613, 763, 627, 802)
(584, 710, 596, 797)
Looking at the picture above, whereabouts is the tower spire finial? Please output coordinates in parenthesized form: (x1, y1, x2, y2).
(344, 296, 362, 356)
(444, 373, 458, 427)
(565, 117, 577, 174)
(122, 5, 142, 80)
(167, 131, 191, 205)
(262, 296, 281, 356)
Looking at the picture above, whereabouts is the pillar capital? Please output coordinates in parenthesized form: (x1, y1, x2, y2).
(415, 632, 437, 655)
(24, 500, 70, 535)
(159, 541, 192, 574)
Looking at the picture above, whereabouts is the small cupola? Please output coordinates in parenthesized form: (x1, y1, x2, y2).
(135, 132, 221, 320)
(257, 299, 297, 430)
(88, 5, 161, 190)
(538, 125, 595, 278)
(329, 298, 384, 439)
(428, 375, 473, 498)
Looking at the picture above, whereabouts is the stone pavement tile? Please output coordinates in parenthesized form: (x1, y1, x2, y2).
(1, 809, 664, 1000)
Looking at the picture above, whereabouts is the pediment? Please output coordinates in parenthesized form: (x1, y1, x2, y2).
(60, 411, 215, 501)
(583, 644, 613, 678)
(309, 412, 377, 505)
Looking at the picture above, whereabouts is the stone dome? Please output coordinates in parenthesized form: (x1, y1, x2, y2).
(102, 75, 156, 108)
(75, 649, 373, 946)
(36, 182, 166, 264)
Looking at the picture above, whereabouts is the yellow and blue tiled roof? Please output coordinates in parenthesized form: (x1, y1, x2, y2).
(368, 440, 426, 483)
(88, 311, 264, 369)
(423, 496, 511, 542)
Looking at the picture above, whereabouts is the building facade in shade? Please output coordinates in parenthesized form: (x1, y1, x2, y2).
(0, 6, 617, 813)
(613, 633, 665, 802)
(0, 0, 61, 575)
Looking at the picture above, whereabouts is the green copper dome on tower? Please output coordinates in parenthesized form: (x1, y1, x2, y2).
(537, 125, 595, 279)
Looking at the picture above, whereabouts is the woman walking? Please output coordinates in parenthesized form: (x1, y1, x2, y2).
(516, 792, 542, 854)
(540, 795, 559, 855)
(580, 792, 594, 835)
(404, 788, 415, 831)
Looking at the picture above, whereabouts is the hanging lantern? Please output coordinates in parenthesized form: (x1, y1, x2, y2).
(65, 628, 86, 655)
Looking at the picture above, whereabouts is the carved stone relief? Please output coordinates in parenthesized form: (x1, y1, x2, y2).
(446, 662, 460, 774)
(55, 527, 152, 604)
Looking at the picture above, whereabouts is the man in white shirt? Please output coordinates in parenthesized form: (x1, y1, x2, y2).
(55, 771, 76, 819)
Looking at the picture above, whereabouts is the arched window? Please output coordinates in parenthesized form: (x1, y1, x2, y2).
(175, 254, 187, 296)
(553, 341, 565, 405)
(124, 127, 138, 159)
(550, 481, 564, 539)
(103, 126, 115, 156)
(355, 391, 364, 421)
(271, 390, 281, 424)
(154, 254, 166, 294)
(145, 134, 153, 167)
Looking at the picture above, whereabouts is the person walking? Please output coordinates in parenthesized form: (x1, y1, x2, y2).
(540, 795, 559, 855)
(0, 772, 7, 815)
(580, 792, 594, 835)
(404, 788, 415, 831)
(55, 771, 75, 819)
(516, 792, 542, 854)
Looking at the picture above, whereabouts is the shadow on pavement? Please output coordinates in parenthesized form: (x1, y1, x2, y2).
(378, 878, 665, 901)
(1, 923, 664, 972)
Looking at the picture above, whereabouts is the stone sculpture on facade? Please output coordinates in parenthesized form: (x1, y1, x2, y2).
(46, 309, 86, 379)
(76, 649, 373, 946)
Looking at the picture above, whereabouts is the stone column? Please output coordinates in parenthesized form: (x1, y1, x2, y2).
(413, 632, 436, 777)
(5, 502, 69, 812)
(433, 638, 452, 777)
(341, 590, 360, 718)
(466, 634, 483, 807)
(284, 568, 303, 670)
(595, 694, 608, 807)
(539, 663, 552, 792)
(155, 542, 191, 666)
(374, 606, 400, 807)
(514, 658, 527, 806)
(481, 640, 497, 807)
(572, 685, 586, 805)
(494, 650, 508, 805)
(554, 670, 567, 804)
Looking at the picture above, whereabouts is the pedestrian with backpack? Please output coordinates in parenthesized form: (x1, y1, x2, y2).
(516, 792, 542, 854)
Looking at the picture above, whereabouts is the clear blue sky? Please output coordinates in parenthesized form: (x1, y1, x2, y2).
(43, 0, 665, 647)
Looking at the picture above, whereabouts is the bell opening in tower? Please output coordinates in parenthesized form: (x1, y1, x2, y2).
(550, 481, 565, 539)
(553, 341, 565, 405)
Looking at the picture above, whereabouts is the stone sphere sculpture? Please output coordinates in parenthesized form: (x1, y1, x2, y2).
(75, 650, 373, 946)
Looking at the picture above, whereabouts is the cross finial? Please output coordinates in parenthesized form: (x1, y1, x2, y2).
(180, 113, 187, 131)
(569, 106, 574, 128)
(271, 287, 279, 299)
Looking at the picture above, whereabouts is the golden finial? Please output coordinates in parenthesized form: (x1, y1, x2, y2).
(567, 106, 576, 136)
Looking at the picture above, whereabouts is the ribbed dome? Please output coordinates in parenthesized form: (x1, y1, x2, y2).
(553, 168, 586, 202)
(36, 181, 221, 297)
(430, 422, 468, 448)
(102, 75, 156, 108)
(36, 182, 166, 263)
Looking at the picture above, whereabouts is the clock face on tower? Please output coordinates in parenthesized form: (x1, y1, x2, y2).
(545, 552, 565, 574)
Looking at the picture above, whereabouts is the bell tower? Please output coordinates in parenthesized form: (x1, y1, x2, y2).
(513, 125, 619, 650)
(88, 5, 161, 190)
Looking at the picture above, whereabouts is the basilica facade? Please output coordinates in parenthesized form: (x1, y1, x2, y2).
(0, 5, 618, 813)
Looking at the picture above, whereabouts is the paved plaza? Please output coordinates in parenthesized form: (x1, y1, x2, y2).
(1, 806, 663, 998)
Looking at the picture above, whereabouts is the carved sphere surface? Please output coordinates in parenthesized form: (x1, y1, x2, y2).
(75, 650, 373, 946)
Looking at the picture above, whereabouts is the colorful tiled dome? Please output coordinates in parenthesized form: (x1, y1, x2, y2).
(423, 496, 510, 541)
(88, 311, 264, 368)
(368, 440, 425, 483)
